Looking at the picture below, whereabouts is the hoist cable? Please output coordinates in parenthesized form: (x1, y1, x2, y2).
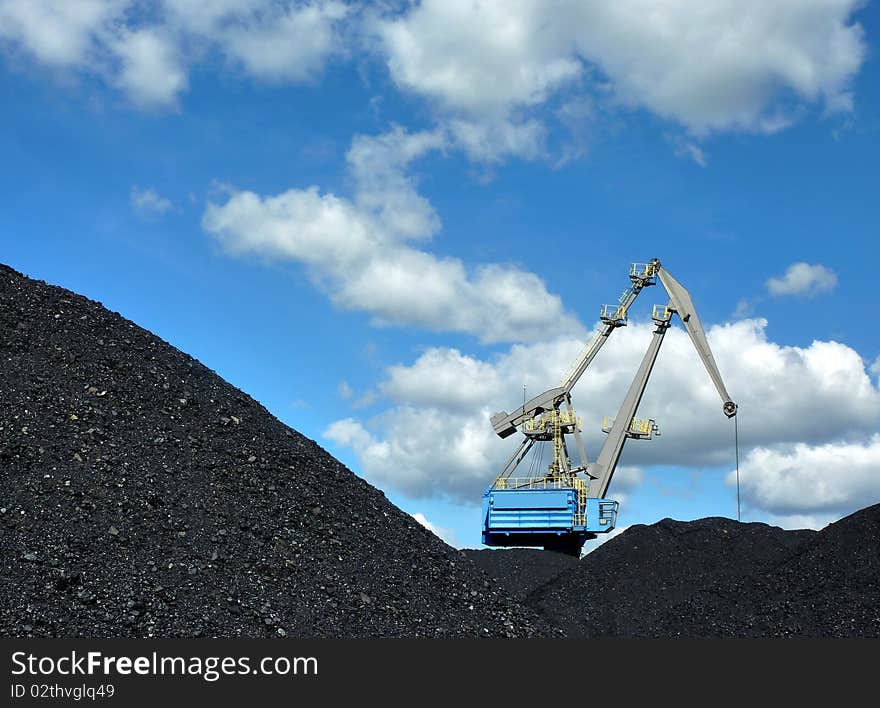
(735, 410, 741, 522)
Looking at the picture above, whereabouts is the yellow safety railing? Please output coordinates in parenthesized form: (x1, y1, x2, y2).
(602, 416, 655, 436)
(600, 303, 627, 323)
(630, 262, 658, 279)
(523, 409, 581, 434)
(493, 477, 575, 490)
(652, 304, 672, 322)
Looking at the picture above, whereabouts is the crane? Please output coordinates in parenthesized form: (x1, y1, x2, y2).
(481, 259, 736, 556)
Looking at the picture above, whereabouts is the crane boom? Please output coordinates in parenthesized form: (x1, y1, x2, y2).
(586, 263, 737, 497)
(490, 261, 659, 438)
(586, 309, 670, 497)
(657, 267, 737, 417)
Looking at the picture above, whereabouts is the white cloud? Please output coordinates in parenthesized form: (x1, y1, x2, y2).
(411, 512, 458, 547)
(730, 434, 880, 522)
(758, 512, 834, 531)
(338, 381, 353, 400)
(112, 28, 187, 108)
(203, 127, 582, 343)
(130, 186, 174, 215)
(346, 126, 446, 239)
(1, 0, 867, 156)
(613, 466, 644, 490)
(565, 1, 866, 134)
(377, 0, 866, 142)
(447, 117, 546, 164)
(382, 348, 501, 410)
(766, 262, 838, 297)
(379, 0, 582, 117)
(206, 1, 349, 82)
(0, 0, 124, 67)
(0, 1, 350, 108)
(325, 317, 880, 503)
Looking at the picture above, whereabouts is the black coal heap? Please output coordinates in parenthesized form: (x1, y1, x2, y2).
(462, 548, 578, 601)
(0, 263, 550, 638)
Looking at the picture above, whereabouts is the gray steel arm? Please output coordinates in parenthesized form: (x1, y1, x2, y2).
(586, 318, 669, 497)
(491, 272, 653, 438)
(491, 386, 567, 438)
(657, 266, 737, 418)
(565, 396, 589, 469)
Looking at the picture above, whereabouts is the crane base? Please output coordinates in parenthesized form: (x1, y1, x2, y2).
(481, 487, 618, 556)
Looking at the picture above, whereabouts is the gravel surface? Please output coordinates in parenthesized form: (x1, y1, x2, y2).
(0, 263, 553, 638)
(528, 517, 818, 638)
(462, 549, 578, 601)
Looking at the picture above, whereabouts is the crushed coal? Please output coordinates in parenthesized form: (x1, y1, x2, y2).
(523, 518, 815, 637)
(462, 549, 578, 601)
(0, 263, 553, 638)
(660, 504, 880, 637)
(527, 511, 879, 638)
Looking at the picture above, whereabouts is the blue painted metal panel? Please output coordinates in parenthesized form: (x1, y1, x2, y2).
(481, 485, 618, 550)
(489, 508, 574, 530)
(584, 498, 619, 532)
(490, 489, 572, 510)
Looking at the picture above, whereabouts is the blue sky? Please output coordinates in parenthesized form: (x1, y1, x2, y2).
(2, 1, 879, 549)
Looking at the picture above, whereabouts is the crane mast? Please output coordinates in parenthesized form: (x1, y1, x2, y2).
(482, 258, 736, 556)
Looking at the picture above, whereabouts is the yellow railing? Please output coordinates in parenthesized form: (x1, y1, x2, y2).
(523, 409, 580, 433)
(493, 477, 576, 490)
(630, 262, 658, 279)
(600, 303, 627, 323)
(602, 416, 655, 436)
(652, 304, 672, 322)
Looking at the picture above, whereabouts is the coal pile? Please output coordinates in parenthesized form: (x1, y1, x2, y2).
(0, 263, 552, 638)
(664, 504, 880, 637)
(528, 517, 817, 638)
(462, 549, 578, 601)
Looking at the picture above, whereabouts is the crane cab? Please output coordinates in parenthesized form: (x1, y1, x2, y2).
(481, 479, 618, 556)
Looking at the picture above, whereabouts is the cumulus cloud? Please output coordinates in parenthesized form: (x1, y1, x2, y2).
(168, 0, 349, 82)
(0, 0, 124, 67)
(1, 0, 867, 159)
(730, 435, 880, 524)
(112, 28, 187, 108)
(0, 0, 350, 108)
(446, 117, 547, 164)
(379, 1, 581, 117)
(766, 262, 838, 297)
(202, 127, 581, 343)
(130, 186, 174, 215)
(325, 317, 880, 503)
(377, 0, 866, 136)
